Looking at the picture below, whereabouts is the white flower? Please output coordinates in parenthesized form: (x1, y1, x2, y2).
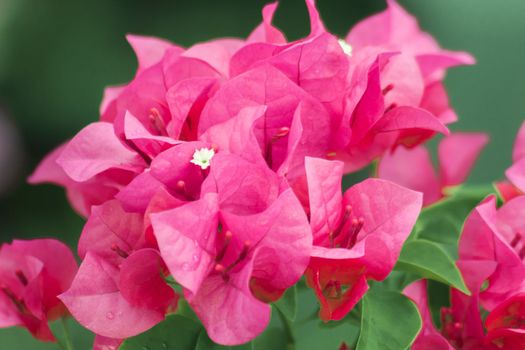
(190, 147, 215, 170)
(338, 38, 353, 56)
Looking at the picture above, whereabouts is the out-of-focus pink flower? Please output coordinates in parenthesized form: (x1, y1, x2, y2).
(304, 157, 421, 320)
(405, 278, 525, 350)
(458, 196, 525, 310)
(0, 239, 77, 341)
(60, 200, 177, 339)
(403, 280, 454, 350)
(506, 121, 525, 194)
(379, 133, 488, 206)
(151, 153, 312, 345)
(339, 0, 475, 170)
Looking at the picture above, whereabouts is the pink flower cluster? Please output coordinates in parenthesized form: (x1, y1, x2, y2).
(1, 0, 487, 347)
(405, 123, 525, 349)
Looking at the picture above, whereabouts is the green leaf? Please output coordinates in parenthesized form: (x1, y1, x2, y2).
(414, 191, 490, 258)
(120, 315, 201, 350)
(396, 240, 470, 295)
(253, 327, 290, 350)
(195, 331, 253, 350)
(356, 288, 422, 350)
(273, 285, 297, 322)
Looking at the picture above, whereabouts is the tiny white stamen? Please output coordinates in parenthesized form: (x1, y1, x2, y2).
(190, 147, 215, 170)
(338, 39, 353, 56)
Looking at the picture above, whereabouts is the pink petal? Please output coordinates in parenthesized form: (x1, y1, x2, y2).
(247, 2, 286, 44)
(100, 86, 125, 121)
(182, 39, 244, 78)
(150, 141, 208, 199)
(378, 145, 442, 206)
(126, 34, 176, 74)
(59, 253, 165, 339)
(201, 153, 280, 215)
(496, 196, 525, 247)
(278, 99, 332, 179)
(200, 105, 267, 165)
(221, 189, 312, 302)
(513, 121, 525, 162)
(416, 51, 475, 82)
(507, 158, 525, 193)
(420, 82, 458, 125)
(198, 64, 308, 139)
(57, 122, 145, 182)
(188, 259, 270, 346)
(116, 171, 164, 213)
(166, 77, 217, 139)
(28, 144, 70, 186)
(78, 200, 145, 264)
(10, 239, 77, 313)
(373, 106, 449, 136)
(305, 0, 326, 36)
(438, 132, 489, 187)
(380, 53, 424, 108)
(458, 196, 525, 310)
(151, 194, 219, 295)
(304, 157, 344, 241)
(495, 181, 523, 203)
(343, 178, 422, 279)
(123, 112, 179, 155)
(94, 335, 123, 350)
(403, 280, 454, 350)
(119, 249, 176, 311)
(305, 256, 369, 321)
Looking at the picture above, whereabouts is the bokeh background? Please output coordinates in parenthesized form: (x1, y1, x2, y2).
(0, 0, 524, 348)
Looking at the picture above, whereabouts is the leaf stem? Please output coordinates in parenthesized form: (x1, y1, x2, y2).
(60, 318, 74, 350)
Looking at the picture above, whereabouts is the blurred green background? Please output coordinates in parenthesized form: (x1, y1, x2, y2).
(0, 0, 524, 348)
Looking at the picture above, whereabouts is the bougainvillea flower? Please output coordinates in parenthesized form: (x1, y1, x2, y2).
(0, 239, 77, 341)
(59, 249, 176, 339)
(506, 121, 525, 193)
(379, 132, 488, 206)
(340, 0, 474, 169)
(403, 280, 454, 350)
(458, 196, 525, 310)
(152, 153, 311, 344)
(304, 157, 422, 320)
(57, 122, 146, 183)
(346, 0, 474, 89)
(61, 200, 176, 339)
(336, 51, 452, 172)
(405, 279, 525, 349)
(28, 143, 130, 217)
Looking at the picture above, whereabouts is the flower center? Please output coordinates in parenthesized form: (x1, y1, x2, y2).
(213, 229, 252, 282)
(148, 108, 168, 137)
(265, 126, 290, 168)
(440, 307, 464, 348)
(111, 244, 129, 259)
(510, 232, 525, 259)
(1, 285, 27, 313)
(190, 147, 215, 170)
(15, 270, 28, 286)
(328, 205, 365, 249)
(338, 39, 353, 56)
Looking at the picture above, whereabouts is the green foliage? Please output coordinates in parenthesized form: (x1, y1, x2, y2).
(120, 315, 201, 350)
(356, 287, 422, 350)
(396, 239, 470, 294)
(273, 285, 298, 322)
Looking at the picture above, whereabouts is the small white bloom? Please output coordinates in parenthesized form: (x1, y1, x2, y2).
(338, 38, 353, 56)
(190, 147, 215, 170)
